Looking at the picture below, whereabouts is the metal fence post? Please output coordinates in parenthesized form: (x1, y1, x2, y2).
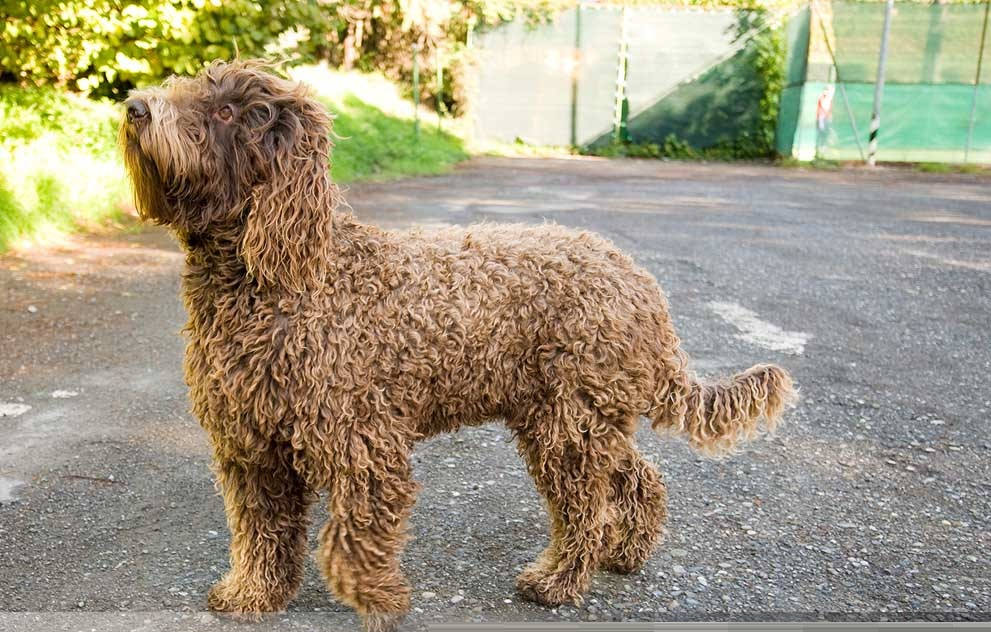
(965, 0, 990, 163)
(612, 6, 630, 144)
(570, 3, 583, 147)
(436, 49, 446, 131)
(412, 43, 421, 140)
(867, 0, 894, 166)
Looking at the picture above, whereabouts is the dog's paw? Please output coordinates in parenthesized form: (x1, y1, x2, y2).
(601, 547, 651, 575)
(363, 612, 405, 632)
(515, 567, 582, 607)
(206, 579, 282, 617)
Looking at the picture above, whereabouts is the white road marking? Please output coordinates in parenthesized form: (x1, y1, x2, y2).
(0, 403, 31, 418)
(708, 301, 810, 355)
(0, 477, 25, 503)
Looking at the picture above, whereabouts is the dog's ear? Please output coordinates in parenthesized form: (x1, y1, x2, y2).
(240, 87, 338, 293)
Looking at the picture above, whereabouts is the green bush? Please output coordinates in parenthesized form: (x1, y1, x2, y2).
(292, 65, 468, 183)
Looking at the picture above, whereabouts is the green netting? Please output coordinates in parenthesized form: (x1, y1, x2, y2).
(779, 0, 991, 163)
(473, 1, 990, 163)
(784, 6, 811, 87)
(793, 82, 991, 162)
(473, 6, 765, 148)
(825, 2, 990, 84)
(624, 47, 763, 148)
(621, 9, 761, 148)
(573, 8, 622, 145)
(777, 7, 812, 155)
(472, 10, 579, 146)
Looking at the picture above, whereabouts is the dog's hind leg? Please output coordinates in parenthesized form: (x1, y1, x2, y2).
(510, 397, 618, 606)
(207, 457, 314, 615)
(602, 440, 667, 574)
(316, 444, 418, 632)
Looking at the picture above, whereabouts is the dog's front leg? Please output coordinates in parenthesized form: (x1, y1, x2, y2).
(316, 448, 418, 632)
(206, 456, 314, 616)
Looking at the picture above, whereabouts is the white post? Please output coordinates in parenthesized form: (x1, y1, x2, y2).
(868, 0, 895, 166)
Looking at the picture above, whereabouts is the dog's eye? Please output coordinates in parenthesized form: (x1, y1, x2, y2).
(215, 105, 234, 123)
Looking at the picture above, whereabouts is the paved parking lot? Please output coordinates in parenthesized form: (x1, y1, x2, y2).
(1, 157, 989, 629)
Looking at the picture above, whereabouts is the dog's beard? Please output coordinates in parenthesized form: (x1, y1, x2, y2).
(121, 133, 174, 225)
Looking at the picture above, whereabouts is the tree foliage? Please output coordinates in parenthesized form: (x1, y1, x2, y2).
(0, 1, 565, 99)
(1, 1, 343, 96)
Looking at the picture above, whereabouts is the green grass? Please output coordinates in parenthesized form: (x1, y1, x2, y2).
(0, 86, 130, 251)
(916, 162, 988, 175)
(292, 65, 467, 184)
(0, 65, 468, 252)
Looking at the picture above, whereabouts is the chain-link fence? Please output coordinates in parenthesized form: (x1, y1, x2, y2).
(474, 1, 990, 164)
(779, 0, 990, 163)
(471, 4, 768, 150)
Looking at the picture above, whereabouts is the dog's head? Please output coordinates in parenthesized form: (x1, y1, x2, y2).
(120, 60, 337, 289)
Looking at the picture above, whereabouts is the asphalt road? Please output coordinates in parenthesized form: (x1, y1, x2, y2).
(1, 157, 989, 630)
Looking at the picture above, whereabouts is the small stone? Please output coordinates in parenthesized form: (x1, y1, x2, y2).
(697, 575, 708, 587)
(421, 591, 435, 599)
(930, 419, 945, 425)
(27, 305, 38, 313)
(668, 599, 679, 609)
(672, 564, 686, 575)
(669, 548, 688, 558)
(450, 594, 463, 604)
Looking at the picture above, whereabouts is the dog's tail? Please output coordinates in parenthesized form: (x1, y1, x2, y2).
(647, 363, 795, 457)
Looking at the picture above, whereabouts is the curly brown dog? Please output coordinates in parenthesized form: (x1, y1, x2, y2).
(120, 60, 795, 632)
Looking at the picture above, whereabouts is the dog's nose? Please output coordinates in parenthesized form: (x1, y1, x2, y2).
(126, 99, 149, 123)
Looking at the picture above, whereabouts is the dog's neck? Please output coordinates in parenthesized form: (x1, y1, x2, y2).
(178, 208, 386, 301)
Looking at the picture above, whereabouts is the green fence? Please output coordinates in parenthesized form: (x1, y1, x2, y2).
(472, 4, 769, 150)
(778, 0, 991, 163)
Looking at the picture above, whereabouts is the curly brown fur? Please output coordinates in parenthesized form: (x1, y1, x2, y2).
(120, 60, 796, 631)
